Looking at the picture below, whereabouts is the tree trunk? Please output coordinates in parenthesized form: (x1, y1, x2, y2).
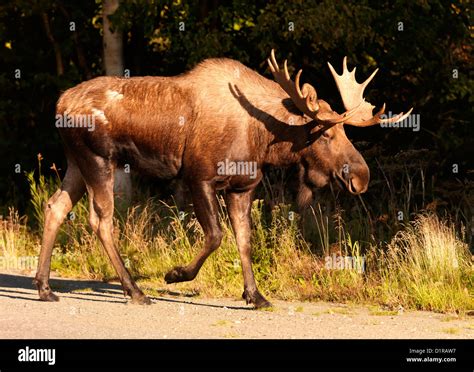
(102, 0, 132, 210)
(41, 12, 64, 76)
(103, 0, 123, 76)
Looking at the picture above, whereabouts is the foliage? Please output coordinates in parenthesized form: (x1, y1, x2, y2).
(378, 214, 472, 312)
(2, 170, 471, 313)
(0, 1, 472, 213)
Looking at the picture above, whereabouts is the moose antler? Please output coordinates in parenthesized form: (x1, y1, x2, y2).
(267, 49, 319, 116)
(268, 49, 360, 124)
(328, 57, 413, 127)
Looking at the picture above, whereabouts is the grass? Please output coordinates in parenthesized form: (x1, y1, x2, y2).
(71, 287, 94, 293)
(0, 161, 473, 315)
(376, 214, 473, 312)
(440, 315, 461, 322)
(368, 306, 399, 316)
(441, 327, 460, 335)
(223, 333, 239, 338)
(325, 307, 353, 315)
(213, 320, 232, 327)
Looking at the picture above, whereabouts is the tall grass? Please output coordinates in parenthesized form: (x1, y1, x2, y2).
(0, 208, 37, 261)
(378, 214, 472, 312)
(0, 159, 472, 313)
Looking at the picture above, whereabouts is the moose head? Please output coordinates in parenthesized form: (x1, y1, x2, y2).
(267, 50, 412, 205)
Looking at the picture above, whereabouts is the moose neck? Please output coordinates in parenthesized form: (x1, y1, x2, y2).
(229, 75, 315, 169)
(258, 112, 313, 168)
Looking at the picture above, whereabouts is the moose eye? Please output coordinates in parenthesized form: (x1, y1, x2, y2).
(321, 130, 331, 139)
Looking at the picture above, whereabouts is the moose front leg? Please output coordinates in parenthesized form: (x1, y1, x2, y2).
(165, 180, 223, 284)
(225, 190, 271, 309)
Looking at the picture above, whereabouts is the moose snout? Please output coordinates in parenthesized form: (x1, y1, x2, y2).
(343, 161, 370, 194)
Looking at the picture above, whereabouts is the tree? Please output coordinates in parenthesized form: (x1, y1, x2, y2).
(102, 0, 132, 210)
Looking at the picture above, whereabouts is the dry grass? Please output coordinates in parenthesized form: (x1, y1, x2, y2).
(0, 168, 472, 314)
(376, 214, 473, 312)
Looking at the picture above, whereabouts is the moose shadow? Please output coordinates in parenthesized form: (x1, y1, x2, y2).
(0, 272, 251, 310)
(0, 272, 123, 303)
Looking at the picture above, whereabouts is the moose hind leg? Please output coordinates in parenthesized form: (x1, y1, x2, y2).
(34, 164, 86, 301)
(84, 166, 151, 305)
(226, 190, 271, 309)
(165, 181, 222, 284)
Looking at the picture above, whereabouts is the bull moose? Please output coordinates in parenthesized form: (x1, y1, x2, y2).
(34, 50, 411, 308)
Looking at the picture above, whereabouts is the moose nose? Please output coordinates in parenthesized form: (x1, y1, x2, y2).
(343, 162, 370, 194)
(349, 176, 368, 194)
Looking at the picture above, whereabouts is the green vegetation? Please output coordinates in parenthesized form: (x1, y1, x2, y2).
(1, 169, 472, 314)
(368, 307, 399, 316)
(441, 327, 460, 335)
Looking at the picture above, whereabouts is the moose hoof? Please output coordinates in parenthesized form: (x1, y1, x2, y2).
(130, 293, 152, 305)
(242, 289, 272, 309)
(165, 267, 190, 284)
(38, 290, 60, 302)
(34, 279, 60, 302)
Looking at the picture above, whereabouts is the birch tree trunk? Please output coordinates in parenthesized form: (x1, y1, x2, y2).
(103, 0, 132, 211)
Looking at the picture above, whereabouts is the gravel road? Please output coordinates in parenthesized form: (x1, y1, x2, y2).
(0, 271, 472, 339)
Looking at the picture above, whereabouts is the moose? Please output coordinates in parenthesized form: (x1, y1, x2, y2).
(34, 50, 411, 308)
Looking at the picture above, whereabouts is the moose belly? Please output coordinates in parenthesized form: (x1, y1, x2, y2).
(113, 138, 183, 179)
(214, 160, 263, 191)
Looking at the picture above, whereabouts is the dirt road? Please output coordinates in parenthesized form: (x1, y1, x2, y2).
(0, 271, 472, 339)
